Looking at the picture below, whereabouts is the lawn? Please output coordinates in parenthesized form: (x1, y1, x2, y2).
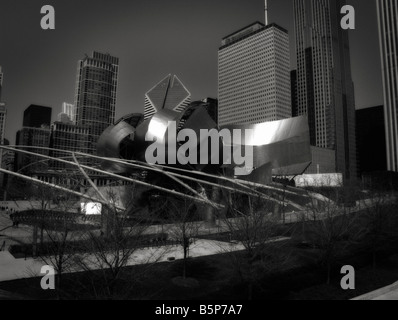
(1, 235, 398, 300)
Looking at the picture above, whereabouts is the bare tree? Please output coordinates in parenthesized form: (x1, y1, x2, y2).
(359, 184, 398, 269)
(73, 184, 168, 299)
(220, 188, 290, 300)
(34, 211, 88, 298)
(166, 196, 203, 282)
(16, 173, 89, 298)
(302, 184, 364, 285)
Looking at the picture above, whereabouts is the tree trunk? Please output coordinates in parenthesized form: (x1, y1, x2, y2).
(373, 250, 377, 271)
(32, 225, 38, 257)
(247, 261, 253, 300)
(247, 281, 253, 300)
(56, 263, 62, 300)
(282, 185, 286, 224)
(204, 187, 220, 225)
(183, 242, 187, 279)
(326, 263, 331, 285)
(40, 225, 44, 254)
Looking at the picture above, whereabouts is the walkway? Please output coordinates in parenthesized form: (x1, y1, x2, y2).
(0, 235, 292, 283)
(0, 239, 242, 282)
(352, 281, 398, 300)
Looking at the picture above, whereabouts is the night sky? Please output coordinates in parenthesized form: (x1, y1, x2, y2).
(0, 0, 383, 144)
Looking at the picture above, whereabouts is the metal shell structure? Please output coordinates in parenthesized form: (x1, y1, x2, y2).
(0, 104, 316, 225)
(97, 103, 312, 184)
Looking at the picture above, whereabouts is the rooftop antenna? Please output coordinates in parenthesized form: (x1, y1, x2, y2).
(265, 0, 268, 26)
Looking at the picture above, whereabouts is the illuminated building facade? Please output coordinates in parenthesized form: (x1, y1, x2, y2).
(218, 22, 291, 126)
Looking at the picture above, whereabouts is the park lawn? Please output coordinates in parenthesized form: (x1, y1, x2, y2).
(1, 236, 398, 300)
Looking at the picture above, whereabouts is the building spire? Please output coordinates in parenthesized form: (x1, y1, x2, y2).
(265, 0, 268, 26)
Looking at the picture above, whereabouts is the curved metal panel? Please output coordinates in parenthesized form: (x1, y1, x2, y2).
(221, 116, 312, 176)
(97, 105, 312, 183)
(97, 121, 136, 172)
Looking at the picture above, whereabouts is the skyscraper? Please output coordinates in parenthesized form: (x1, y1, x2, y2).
(15, 127, 51, 174)
(0, 103, 7, 189)
(376, 0, 398, 172)
(0, 103, 6, 144)
(0, 66, 3, 101)
(0, 67, 6, 144)
(75, 51, 119, 154)
(144, 74, 191, 120)
(0, 139, 15, 190)
(218, 21, 291, 126)
(15, 105, 52, 174)
(0, 67, 5, 142)
(49, 121, 91, 171)
(0, 68, 6, 193)
(293, 0, 357, 181)
(291, 70, 298, 117)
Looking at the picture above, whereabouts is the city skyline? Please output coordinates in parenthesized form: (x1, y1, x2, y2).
(1, 1, 398, 302)
(0, 0, 383, 144)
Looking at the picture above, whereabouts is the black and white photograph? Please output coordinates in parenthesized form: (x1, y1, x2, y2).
(0, 0, 397, 304)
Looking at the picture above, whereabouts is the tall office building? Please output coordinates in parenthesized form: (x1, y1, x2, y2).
(75, 51, 119, 154)
(293, 0, 357, 180)
(23, 105, 52, 128)
(0, 69, 6, 192)
(0, 103, 7, 191)
(0, 67, 6, 144)
(15, 127, 51, 174)
(291, 70, 298, 117)
(0, 103, 6, 144)
(15, 105, 52, 174)
(0, 68, 5, 145)
(376, 0, 398, 172)
(144, 74, 191, 120)
(294, 65, 336, 176)
(218, 22, 291, 126)
(49, 122, 91, 171)
(0, 66, 3, 101)
(0, 139, 15, 189)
